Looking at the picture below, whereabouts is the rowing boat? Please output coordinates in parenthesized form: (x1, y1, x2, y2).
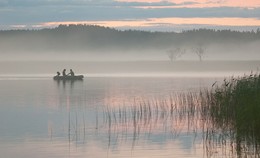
(53, 75, 84, 80)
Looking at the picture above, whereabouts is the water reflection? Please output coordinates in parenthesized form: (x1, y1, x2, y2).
(51, 91, 205, 157)
(47, 78, 210, 157)
(55, 89, 260, 158)
(3, 77, 256, 158)
(55, 79, 81, 89)
(100, 93, 204, 153)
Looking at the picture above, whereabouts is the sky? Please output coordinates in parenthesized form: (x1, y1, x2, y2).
(0, 0, 260, 32)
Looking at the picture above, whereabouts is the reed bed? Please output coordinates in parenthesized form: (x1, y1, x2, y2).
(201, 73, 260, 157)
(102, 92, 202, 133)
(101, 92, 207, 152)
(101, 73, 260, 157)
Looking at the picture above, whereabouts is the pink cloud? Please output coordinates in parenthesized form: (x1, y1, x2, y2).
(36, 18, 260, 31)
(40, 17, 260, 29)
(115, 0, 260, 8)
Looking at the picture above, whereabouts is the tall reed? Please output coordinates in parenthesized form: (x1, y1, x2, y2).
(202, 73, 260, 157)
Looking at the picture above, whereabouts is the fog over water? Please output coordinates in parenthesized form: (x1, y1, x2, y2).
(1, 26, 260, 158)
(0, 60, 259, 78)
(1, 26, 260, 63)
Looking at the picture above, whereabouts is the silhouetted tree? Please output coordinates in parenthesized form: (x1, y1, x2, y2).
(166, 47, 186, 62)
(193, 45, 206, 62)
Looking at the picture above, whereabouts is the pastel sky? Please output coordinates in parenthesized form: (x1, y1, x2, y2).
(1, 0, 260, 31)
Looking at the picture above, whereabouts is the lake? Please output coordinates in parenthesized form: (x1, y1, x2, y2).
(0, 74, 252, 158)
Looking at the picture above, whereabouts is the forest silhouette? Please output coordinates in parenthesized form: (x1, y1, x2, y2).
(0, 24, 260, 53)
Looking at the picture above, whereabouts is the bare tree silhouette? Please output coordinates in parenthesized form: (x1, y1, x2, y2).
(193, 44, 206, 62)
(166, 47, 186, 62)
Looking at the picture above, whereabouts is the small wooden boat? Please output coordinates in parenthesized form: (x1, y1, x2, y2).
(53, 75, 84, 80)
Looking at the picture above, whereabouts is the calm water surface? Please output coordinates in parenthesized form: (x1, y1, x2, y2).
(0, 76, 228, 158)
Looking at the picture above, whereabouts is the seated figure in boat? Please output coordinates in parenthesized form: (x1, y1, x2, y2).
(62, 69, 67, 76)
(68, 69, 75, 77)
(56, 71, 61, 76)
(53, 69, 83, 80)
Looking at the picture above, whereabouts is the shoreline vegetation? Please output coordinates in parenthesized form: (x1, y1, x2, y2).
(203, 72, 260, 157)
(95, 73, 260, 157)
(0, 25, 259, 60)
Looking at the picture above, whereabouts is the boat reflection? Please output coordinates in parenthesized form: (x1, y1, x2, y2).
(55, 79, 83, 89)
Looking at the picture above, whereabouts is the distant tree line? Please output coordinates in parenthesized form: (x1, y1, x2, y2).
(0, 24, 259, 53)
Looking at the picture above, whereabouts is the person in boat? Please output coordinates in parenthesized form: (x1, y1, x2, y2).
(62, 69, 67, 76)
(56, 71, 61, 76)
(68, 69, 75, 77)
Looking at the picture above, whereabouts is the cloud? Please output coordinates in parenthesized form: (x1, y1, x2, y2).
(0, 0, 237, 8)
(3, 17, 254, 32)
(1, 5, 260, 26)
(0, 0, 108, 7)
(39, 17, 260, 28)
(0, 0, 260, 31)
(1, 0, 259, 8)
(0, 0, 176, 7)
(117, 0, 260, 8)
